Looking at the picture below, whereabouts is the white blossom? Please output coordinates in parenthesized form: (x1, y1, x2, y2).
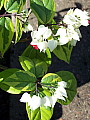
(42, 96, 51, 107)
(54, 81, 67, 101)
(48, 40, 58, 52)
(63, 8, 89, 27)
(49, 95, 57, 107)
(55, 24, 82, 46)
(73, 8, 89, 26)
(55, 27, 69, 45)
(20, 81, 68, 110)
(66, 25, 81, 41)
(23, 23, 33, 33)
(20, 93, 42, 110)
(31, 25, 52, 52)
(37, 41, 48, 52)
(63, 9, 81, 28)
(20, 92, 31, 103)
(28, 95, 42, 110)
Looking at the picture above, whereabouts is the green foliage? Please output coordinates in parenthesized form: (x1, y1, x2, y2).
(53, 43, 73, 63)
(0, 17, 14, 57)
(30, 0, 56, 24)
(22, 45, 51, 66)
(4, 0, 24, 13)
(41, 73, 62, 84)
(56, 71, 77, 105)
(26, 103, 53, 120)
(15, 17, 23, 43)
(1, 70, 37, 92)
(0, 68, 22, 94)
(19, 56, 48, 78)
(41, 73, 62, 95)
(0, 0, 4, 10)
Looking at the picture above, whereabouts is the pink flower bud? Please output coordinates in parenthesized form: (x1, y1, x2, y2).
(30, 44, 39, 50)
(88, 20, 90, 24)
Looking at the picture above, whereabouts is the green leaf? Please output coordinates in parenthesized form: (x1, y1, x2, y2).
(30, 0, 56, 24)
(4, 0, 24, 13)
(17, 0, 26, 13)
(22, 45, 51, 66)
(56, 71, 77, 105)
(26, 103, 53, 120)
(26, 103, 31, 120)
(41, 73, 62, 84)
(0, 17, 14, 56)
(0, 0, 4, 10)
(15, 17, 23, 43)
(1, 70, 37, 91)
(53, 43, 73, 63)
(0, 68, 21, 79)
(0, 68, 22, 94)
(19, 56, 48, 78)
(0, 83, 22, 94)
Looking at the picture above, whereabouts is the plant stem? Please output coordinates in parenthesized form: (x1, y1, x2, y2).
(0, 64, 8, 70)
(0, 13, 21, 17)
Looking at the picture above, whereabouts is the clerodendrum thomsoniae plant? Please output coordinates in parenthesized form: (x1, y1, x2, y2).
(0, 0, 90, 120)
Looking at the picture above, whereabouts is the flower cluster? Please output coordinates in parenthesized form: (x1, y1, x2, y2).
(29, 8, 89, 52)
(20, 81, 67, 110)
(30, 25, 57, 52)
(57, 8, 89, 46)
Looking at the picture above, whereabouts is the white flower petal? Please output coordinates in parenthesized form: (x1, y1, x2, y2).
(54, 81, 68, 101)
(71, 39, 77, 46)
(58, 81, 67, 87)
(80, 19, 89, 26)
(43, 29, 52, 39)
(20, 92, 31, 103)
(55, 28, 66, 37)
(38, 41, 48, 52)
(43, 96, 51, 107)
(48, 40, 58, 52)
(58, 37, 69, 45)
(38, 25, 49, 36)
(49, 95, 57, 107)
(28, 95, 42, 110)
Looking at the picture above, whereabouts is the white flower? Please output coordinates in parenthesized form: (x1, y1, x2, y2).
(67, 25, 81, 41)
(20, 92, 31, 103)
(20, 81, 68, 110)
(42, 95, 57, 107)
(37, 41, 48, 52)
(49, 95, 57, 107)
(38, 25, 52, 39)
(58, 81, 67, 87)
(28, 95, 42, 110)
(48, 40, 58, 52)
(63, 8, 89, 27)
(42, 96, 51, 107)
(55, 25, 82, 46)
(55, 27, 69, 45)
(54, 81, 67, 101)
(71, 39, 77, 46)
(20, 93, 42, 110)
(23, 23, 33, 33)
(31, 25, 52, 52)
(73, 8, 89, 26)
(63, 9, 81, 28)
